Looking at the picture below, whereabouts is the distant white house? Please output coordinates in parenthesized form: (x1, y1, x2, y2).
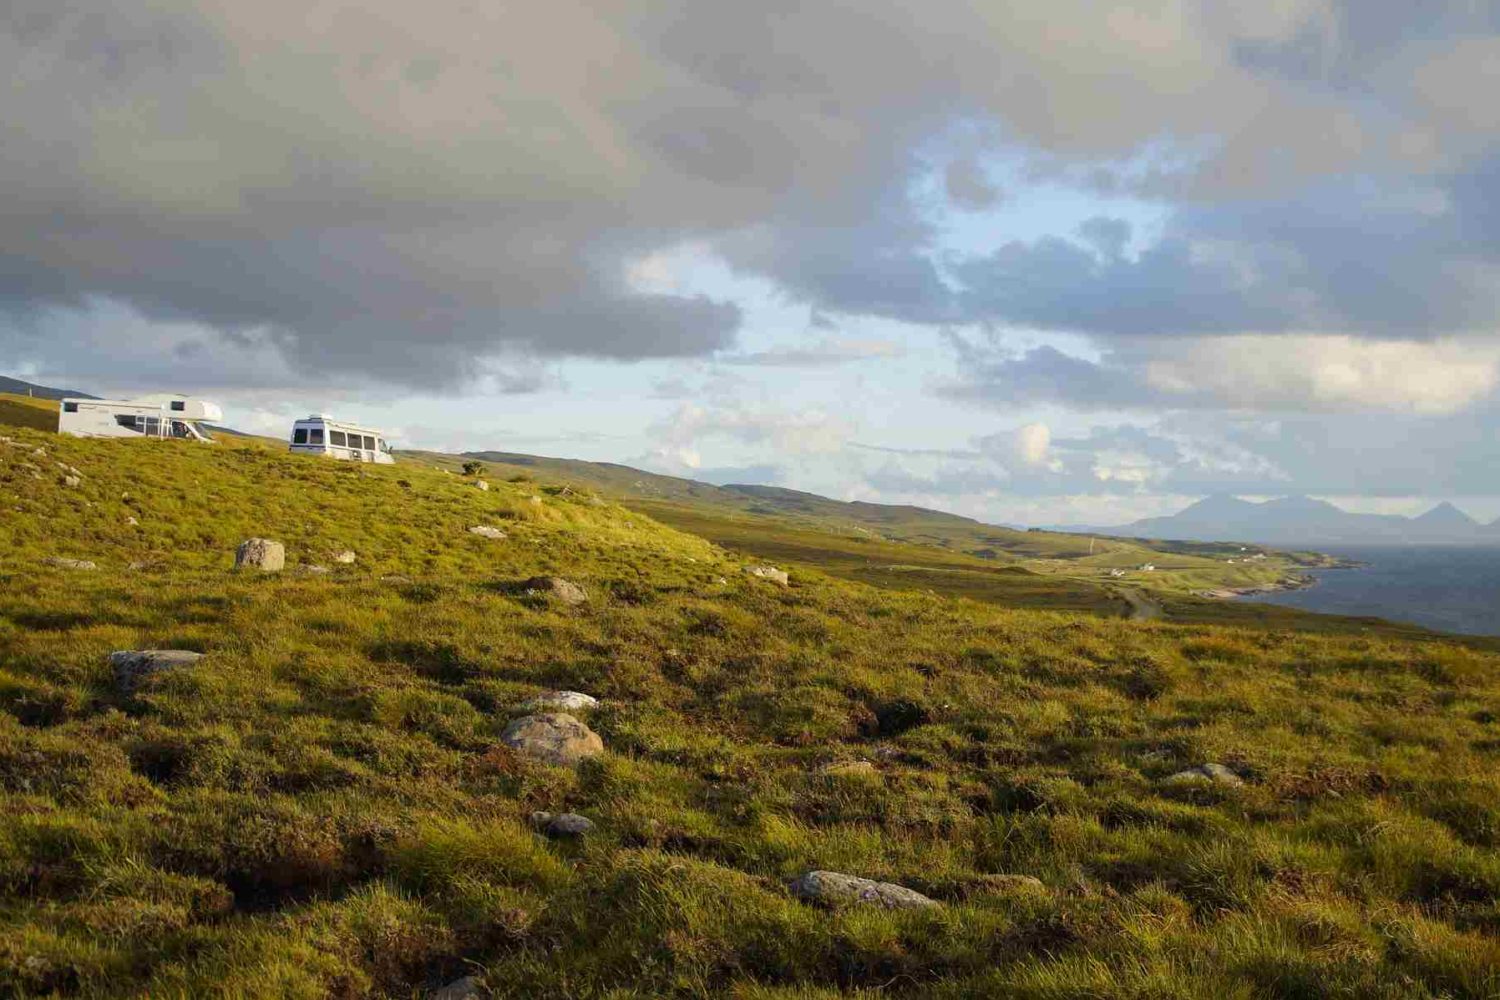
(288, 415, 395, 464)
(58, 394, 222, 442)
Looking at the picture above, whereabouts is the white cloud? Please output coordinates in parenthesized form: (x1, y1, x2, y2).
(1143, 334, 1500, 414)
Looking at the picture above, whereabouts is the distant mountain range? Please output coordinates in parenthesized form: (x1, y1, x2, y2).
(1060, 494, 1500, 546)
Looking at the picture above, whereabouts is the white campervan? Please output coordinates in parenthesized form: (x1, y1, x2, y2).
(58, 395, 222, 442)
(288, 415, 395, 464)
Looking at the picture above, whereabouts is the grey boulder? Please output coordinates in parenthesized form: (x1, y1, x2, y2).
(531, 811, 594, 838)
(523, 576, 587, 605)
(235, 538, 285, 572)
(44, 556, 97, 571)
(1165, 762, 1244, 787)
(790, 870, 939, 909)
(745, 565, 789, 586)
(110, 649, 203, 691)
(431, 976, 483, 1000)
(468, 525, 507, 540)
(521, 690, 598, 712)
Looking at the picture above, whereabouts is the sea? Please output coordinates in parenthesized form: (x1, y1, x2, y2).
(1235, 545, 1500, 637)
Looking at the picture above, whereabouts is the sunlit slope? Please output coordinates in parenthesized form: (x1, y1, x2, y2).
(0, 391, 59, 432)
(4, 427, 1500, 997)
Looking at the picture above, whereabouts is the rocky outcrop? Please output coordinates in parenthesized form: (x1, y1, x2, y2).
(431, 976, 483, 1000)
(235, 538, 285, 572)
(333, 550, 357, 564)
(790, 870, 938, 909)
(468, 525, 507, 540)
(523, 577, 587, 605)
(109, 649, 203, 691)
(474, 479, 490, 491)
(500, 713, 604, 767)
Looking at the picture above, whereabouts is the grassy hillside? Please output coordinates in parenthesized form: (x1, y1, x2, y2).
(0, 391, 59, 432)
(424, 450, 1312, 604)
(5, 429, 1500, 998)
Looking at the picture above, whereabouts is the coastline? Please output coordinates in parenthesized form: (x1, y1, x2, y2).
(1195, 570, 1323, 601)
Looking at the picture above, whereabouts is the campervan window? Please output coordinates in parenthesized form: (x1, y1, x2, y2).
(170, 400, 185, 411)
(115, 415, 137, 430)
(309, 428, 324, 444)
(63, 402, 78, 413)
(361, 435, 375, 450)
(330, 431, 346, 447)
(293, 428, 308, 444)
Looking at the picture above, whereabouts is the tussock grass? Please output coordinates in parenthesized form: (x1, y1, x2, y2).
(2, 426, 1500, 997)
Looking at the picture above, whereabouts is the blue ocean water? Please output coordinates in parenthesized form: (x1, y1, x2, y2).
(1237, 546, 1500, 637)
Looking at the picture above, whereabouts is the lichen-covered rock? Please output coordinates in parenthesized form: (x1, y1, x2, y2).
(500, 713, 604, 767)
(790, 870, 938, 909)
(474, 479, 490, 491)
(524, 576, 587, 605)
(332, 550, 357, 564)
(61, 474, 81, 488)
(1165, 763, 1244, 787)
(745, 565, 789, 586)
(109, 649, 203, 691)
(531, 811, 594, 838)
(468, 525, 507, 540)
(235, 538, 285, 572)
(521, 690, 598, 712)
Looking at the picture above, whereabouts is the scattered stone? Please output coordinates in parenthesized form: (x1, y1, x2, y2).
(468, 525, 507, 540)
(125, 516, 139, 526)
(500, 713, 604, 767)
(529, 495, 543, 505)
(381, 574, 413, 584)
(523, 576, 587, 605)
(745, 564, 789, 586)
(790, 870, 939, 910)
(302, 564, 331, 575)
(820, 760, 879, 777)
(31, 447, 46, 458)
(474, 479, 490, 491)
(61, 475, 81, 488)
(1165, 762, 1244, 788)
(109, 649, 203, 691)
(521, 690, 598, 712)
(235, 538, 285, 572)
(332, 550, 357, 564)
(531, 811, 594, 838)
(431, 976, 483, 1000)
(44, 556, 96, 571)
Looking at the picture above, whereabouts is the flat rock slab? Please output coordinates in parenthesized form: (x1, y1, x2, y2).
(745, 565, 789, 586)
(521, 690, 598, 712)
(44, 557, 96, 571)
(500, 713, 604, 767)
(531, 811, 594, 838)
(790, 870, 939, 909)
(1165, 762, 1244, 787)
(468, 525, 507, 539)
(235, 538, 285, 572)
(332, 550, 357, 564)
(523, 576, 587, 605)
(110, 649, 203, 691)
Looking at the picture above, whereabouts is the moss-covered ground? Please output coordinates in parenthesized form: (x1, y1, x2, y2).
(3, 427, 1500, 998)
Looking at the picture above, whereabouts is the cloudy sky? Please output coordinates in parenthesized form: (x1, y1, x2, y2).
(6, 1, 1500, 524)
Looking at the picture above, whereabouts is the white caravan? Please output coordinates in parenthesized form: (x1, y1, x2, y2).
(57, 395, 222, 442)
(288, 415, 395, 464)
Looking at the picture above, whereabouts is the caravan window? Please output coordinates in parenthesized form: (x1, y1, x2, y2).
(360, 435, 375, 450)
(330, 431, 347, 447)
(115, 415, 138, 430)
(309, 428, 324, 445)
(293, 428, 308, 444)
(170, 400, 186, 412)
(63, 402, 78, 413)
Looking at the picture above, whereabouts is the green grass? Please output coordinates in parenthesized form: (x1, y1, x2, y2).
(4, 427, 1500, 998)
